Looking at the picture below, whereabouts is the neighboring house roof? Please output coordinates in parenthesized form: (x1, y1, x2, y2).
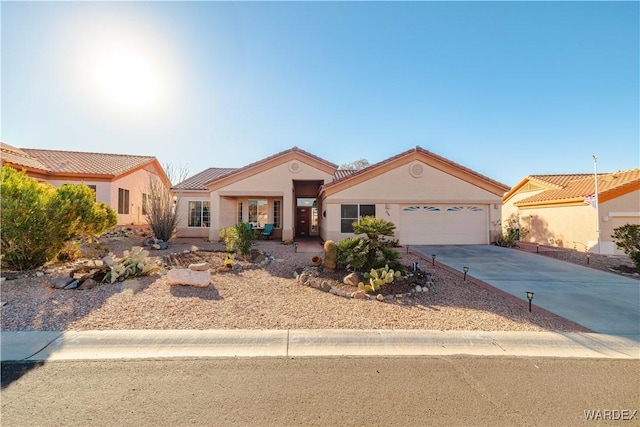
(1, 143, 48, 171)
(513, 169, 640, 207)
(174, 146, 338, 191)
(333, 169, 358, 181)
(503, 173, 594, 201)
(1, 142, 170, 184)
(322, 146, 509, 196)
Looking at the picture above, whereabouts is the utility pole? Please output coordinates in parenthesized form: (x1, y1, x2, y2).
(592, 155, 600, 254)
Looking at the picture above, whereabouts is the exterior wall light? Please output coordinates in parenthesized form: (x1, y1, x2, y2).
(463, 266, 469, 281)
(536, 243, 540, 253)
(431, 254, 436, 265)
(586, 254, 591, 265)
(526, 291, 535, 312)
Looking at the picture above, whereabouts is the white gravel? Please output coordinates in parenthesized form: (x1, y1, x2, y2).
(1, 236, 582, 332)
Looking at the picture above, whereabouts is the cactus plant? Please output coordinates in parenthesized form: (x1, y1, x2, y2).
(323, 240, 338, 272)
(358, 265, 401, 293)
(102, 246, 159, 284)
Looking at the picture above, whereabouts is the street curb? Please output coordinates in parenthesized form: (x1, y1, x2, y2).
(2, 330, 638, 361)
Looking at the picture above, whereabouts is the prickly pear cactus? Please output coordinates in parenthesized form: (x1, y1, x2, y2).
(323, 240, 338, 272)
(358, 265, 402, 293)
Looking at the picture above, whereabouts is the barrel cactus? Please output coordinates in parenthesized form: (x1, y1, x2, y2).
(323, 240, 337, 272)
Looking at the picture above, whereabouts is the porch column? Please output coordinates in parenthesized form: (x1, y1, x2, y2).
(208, 192, 220, 241)
(282, 188, 294, 241)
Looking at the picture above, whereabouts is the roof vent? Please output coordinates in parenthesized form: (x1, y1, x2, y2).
(289, 161, 301, 173)
(409, 162, 424, 178)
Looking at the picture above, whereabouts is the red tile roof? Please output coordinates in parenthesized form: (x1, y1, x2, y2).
(173, 168, 238, 190)
(515, 169, 640, 206)
(323, 146, 509, 191)
(527, 174, 594, 189)
(1, 143, 48, 171)
(174, 146, 338, 190)
(1, 142, 159, 178)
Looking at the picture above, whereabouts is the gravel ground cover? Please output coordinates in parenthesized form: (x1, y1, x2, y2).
(1, 231, 634, 332)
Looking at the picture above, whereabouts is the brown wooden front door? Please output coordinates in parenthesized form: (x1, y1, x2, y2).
(296, 207, 310, 237)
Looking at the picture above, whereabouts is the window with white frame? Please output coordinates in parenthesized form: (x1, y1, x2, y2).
(340, 204, 375, 233)
(188, 201, 210, 227)
(248, 199, 268, 228)
(273, 200, 281, 228)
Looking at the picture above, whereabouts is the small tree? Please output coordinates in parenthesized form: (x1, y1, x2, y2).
(494, 213, 529, 247)
(1, 167, 117, 270)
(339, 158, 370, 170)
(612, 224, 640, 268)
(337, 216, 402, 272)
(144, 164, 188, 242)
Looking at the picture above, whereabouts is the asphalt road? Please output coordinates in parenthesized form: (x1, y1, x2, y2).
(2, 357, 639, 426)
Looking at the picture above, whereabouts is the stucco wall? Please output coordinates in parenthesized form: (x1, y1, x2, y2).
(204, 160, 333, 241)
(47, 178, 112, 207)
(321, 161, 504, 244)
(47, 169, 156, 225)
(176, 191, 210, 238)
(331, 162, 500, 203)
(518, 205, 597, 251)
(508, 189, 640, 255)
(601, 190, 640, 255)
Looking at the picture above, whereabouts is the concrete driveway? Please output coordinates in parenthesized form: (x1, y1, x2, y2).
(411, 245, 640, 338)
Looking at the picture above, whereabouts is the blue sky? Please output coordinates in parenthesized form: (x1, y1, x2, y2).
(2, 1, 638, 187)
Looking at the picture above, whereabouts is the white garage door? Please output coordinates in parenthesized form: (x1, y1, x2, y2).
(399, 204, 489, 245)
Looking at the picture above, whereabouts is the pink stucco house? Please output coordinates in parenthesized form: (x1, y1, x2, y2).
(1, 142, 170, 226)
(173, 146, 509, 245)
(502, 169, 640, 255)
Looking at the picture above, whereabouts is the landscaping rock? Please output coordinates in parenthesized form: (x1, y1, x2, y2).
(188, 262, 209, 271)
(64, 280, 80, 290)
(77, 278, 98, 290)
(51, 277, 74, 289)
(343, 272, 363, 287)
(353, 291, 367, 299)
(167, 268, 210, 288)
(319, 281, 332, 292)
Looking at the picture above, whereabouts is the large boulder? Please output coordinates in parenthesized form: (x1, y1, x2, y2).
(167, 269, 210, 288)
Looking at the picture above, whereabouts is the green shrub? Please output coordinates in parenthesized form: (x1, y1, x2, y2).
(57, 240, 81, 262)
(494, 214, 529, 248)
(219, 222, 254, 255)
(612, 224, 640, 269)
(0, 166, 117, 270)
(336, 217, 404, 272)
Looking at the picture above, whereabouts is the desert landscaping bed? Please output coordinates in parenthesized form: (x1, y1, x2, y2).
(1, 231, 633, 332)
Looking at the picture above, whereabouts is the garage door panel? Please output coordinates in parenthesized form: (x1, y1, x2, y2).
(399, 204, 488, 245)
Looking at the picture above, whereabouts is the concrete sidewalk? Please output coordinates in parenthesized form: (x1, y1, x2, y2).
(2, 329, 638, 362)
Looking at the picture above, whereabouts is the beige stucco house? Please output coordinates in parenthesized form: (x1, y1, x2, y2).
(502, 169, 640, 255)
(1, 142, 170, 225)
(174, 146, 509, 245)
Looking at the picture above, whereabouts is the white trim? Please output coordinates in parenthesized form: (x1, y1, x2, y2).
(218, 191, 284, 197)
(609, 211, 640, 217)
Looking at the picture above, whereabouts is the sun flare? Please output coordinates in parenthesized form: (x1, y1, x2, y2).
(91, 49, 162, 112)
